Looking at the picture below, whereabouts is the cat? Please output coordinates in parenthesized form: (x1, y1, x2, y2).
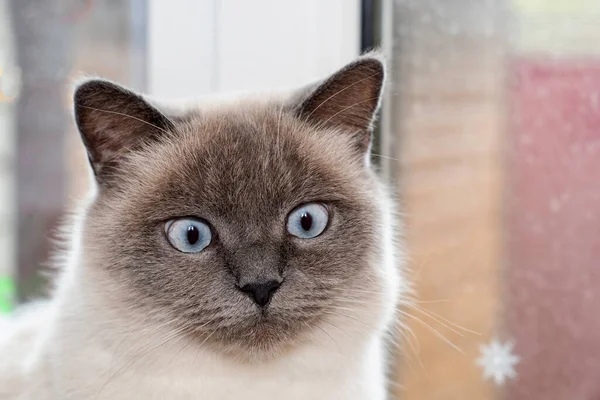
(0, 52, 404, 400)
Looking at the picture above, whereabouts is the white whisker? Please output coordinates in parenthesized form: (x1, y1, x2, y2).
(400, 312, 465, 355)
(304, 71, 384, 121)
(78, 105, 172, 135)
(409, 304, 481, 336)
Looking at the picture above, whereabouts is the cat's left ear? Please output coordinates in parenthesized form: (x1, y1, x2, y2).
(73, 79, 175, 188)
(292, 53, 385, 154)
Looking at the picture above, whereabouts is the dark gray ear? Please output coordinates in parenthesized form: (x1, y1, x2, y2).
(73, 79, 174, 188)
(292, 54, 385, 152)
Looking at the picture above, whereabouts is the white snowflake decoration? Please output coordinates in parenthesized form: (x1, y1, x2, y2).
(476, 338, 520, 386)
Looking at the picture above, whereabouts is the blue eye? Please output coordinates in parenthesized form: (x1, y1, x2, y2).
(165, 218, 212, 253)
(287, 203, 329, 239)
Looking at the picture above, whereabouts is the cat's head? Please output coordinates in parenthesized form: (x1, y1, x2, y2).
(73, 54, 400, 359)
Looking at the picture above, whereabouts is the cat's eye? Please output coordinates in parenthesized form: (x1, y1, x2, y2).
(286, 203, 329, 239)
(165, 218, 212, 253)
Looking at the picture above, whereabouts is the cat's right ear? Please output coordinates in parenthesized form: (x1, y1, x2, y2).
(73, 79, 175, 188)
(289, 54, 385, 157)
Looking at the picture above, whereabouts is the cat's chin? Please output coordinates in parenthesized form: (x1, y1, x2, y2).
(188, 310, 314, 363)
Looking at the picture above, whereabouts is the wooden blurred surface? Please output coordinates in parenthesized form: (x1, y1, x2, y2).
(386, 1, 507, 398)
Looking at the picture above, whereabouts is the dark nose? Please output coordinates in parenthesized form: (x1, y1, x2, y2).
(239, 280, 281, 307)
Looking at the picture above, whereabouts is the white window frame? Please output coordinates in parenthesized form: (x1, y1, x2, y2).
(147, 0, 361, 99)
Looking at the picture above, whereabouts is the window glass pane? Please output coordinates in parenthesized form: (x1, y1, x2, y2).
(385, 0, 600, 398)
(0, 0, 144, 305)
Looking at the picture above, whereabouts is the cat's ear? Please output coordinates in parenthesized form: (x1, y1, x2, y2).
(292, 53, 385, 153)
(73, 79, 174, 188)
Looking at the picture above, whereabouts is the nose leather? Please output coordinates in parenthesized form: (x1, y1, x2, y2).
(239, 280, 281, 307)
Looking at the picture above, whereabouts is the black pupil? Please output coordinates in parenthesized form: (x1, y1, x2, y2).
(300, 212, 313, 231)
(187, 225, 200, 245)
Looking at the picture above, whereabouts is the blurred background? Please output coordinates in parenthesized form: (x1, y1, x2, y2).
(1, 0, 600, 399)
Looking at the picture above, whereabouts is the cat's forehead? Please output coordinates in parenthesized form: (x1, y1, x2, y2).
(173, 108, 325, 174)
(123, 106, 367, 222)
(172, 106, 360, 176)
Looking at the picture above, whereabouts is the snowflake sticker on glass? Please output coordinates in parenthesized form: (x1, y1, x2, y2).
(476, 338, 520, 386)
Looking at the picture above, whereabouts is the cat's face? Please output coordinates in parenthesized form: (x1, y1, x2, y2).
(75, 55, 397, 359)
